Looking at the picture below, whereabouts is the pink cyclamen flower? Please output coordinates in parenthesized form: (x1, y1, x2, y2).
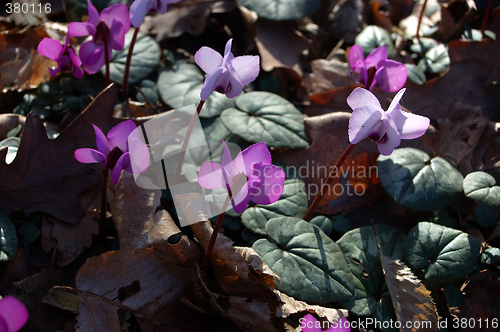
(68, 0, 130, 74)
(129, 0, 181, 28)
(347, 87, 430, 156)
(198, 141, 285, 214)
(37, 36, 84, 79)
(301, 314, 350, 332)
(349, 44, 407, 92)
(195, 38, 260, 101)
(0, 296, 29, 332)
(75, 120, 150, 184)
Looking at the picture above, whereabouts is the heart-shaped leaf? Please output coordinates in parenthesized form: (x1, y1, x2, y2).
(252, 217, 355, 303)
(310, 216, 333, 236)
(220, 92, 310, 148)
(237, 0, 322, 21)
(354, 25, 396, 59)
(109, 32, 160, 86)
(377, 148, 464, 211)
(0, 212, 18, 261)
(157, 61, 235, 118)
(473, 204, 497, 228)
(405, 63, 426, 85)
(241, 176, 307, 235)
(463, 171, 500, 207)
(481, 247, 500, 265)
(403, 222, 481, 283)
(337, 224, 405, 317)
(417, 44, 450, 74)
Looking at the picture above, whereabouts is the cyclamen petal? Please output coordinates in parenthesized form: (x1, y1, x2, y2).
(130, 0, 153, 28)
(372, 60, 408, 92)
(0, 296, 29, 332)
(37, 38, 63, 61)
(194, 47, 223, 74)
(74, 148, 107, 165)
(302, 314, 350, 332)
(364, 45, 387, 68)
(107, 120, 136, 152)
(230, 56, 260, 86)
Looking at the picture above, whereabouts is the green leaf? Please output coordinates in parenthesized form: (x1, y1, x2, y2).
(253, 217, 355, 302)
(444, 283, 463, 307)
(337, 224, 405, 316)
(480, 247, 500, 265)
(0, 212, 18, 261)
(405, 63, 426, 85)
(241, 176, 307, 235)
(331, 215, 351, 235)
(429, 209, 460, 229)
(463, 171, 500, 207)
(157, 61, 236, 118)
(354, 25, 396, 59)
(377, 148, 463, 211)
(310, 216, 332, 236)
(473, 204, 497, 228)
(7, 124, 22, 138)
(0, 137, 20, 149)
(220, 92, 310, 148)
(403, 222, 481, 283)
(109, 32, 160, 86)
(237, 0, 322, 20)
(417, 44, 450, 74)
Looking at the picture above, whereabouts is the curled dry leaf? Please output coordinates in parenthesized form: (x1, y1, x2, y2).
(109, 172, 200, 267)
(0, 84, 120, 224)
(303, 56, 357, 94)
(76, 248, 198, 331)
(40, 185, 100, 266)
(0, 26, 53, 91)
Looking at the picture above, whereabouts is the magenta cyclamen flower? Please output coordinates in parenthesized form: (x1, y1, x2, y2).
(347, 87, 430, 156)
(198, 142, 285, 213)
(349, 44, 407, 92)
(301, 314, 350, 332)
(195, 39, 260, 101)
(129, 0, 181, 28)
(37, 36, 84, 79)
(0, 296, 29, 332)
(75, 120, 150, 184)
(68, 0, 130, 74)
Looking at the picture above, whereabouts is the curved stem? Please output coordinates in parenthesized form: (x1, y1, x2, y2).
(104, 40, 110, 86)
(416, 0, 428, 40)
(481, 0, 494, 37)
(100, 167, 110, 225)
(173, 100, 205, 184)
(122, 27, 140, 96)
(303, 143, 356, 221)
(200, 193, 231, 272)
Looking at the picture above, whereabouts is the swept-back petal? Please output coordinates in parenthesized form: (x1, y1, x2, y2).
(68, 49, 84, 79)
(85, 0, 100, 27)
(230, 55, 260, 86)
(250, 163, 285, 205)
(0, 296, 29, 332)
(92, 124, 111, 156)
(231, 178, 254, 214)
(301, 314, 323, 332)
(128, 138, 150, 174)
(108, 18, 127, 50)
(377, 118, 401, 155)
(386, 88, 406, 115)
(234, 142, 271, 175)
(348, 44, 365, 70)
(79, 41, 105, 74)
(389, 107, 430, 140)
(348, 105, 384, 144)
(372, 60, 407, 92)
(68, 22, 96, 37)
(200, 67, 228, 101)
(224, 64, 243, 99)
(37, 38, 63, 61)
(110, 153, 128, 184)
(198, 162, 225, 189)
(130, 0, 154, 27)
(224, 38, 233, 57)
(75, 148, 107, 165)
(194, 47, 223, 74)
(346, 87, 382, 111)
(107, 120, 137, 152)
(221, 141, 237, 181)
(100, 4, 130, 34)
(365, 45, 387, 68)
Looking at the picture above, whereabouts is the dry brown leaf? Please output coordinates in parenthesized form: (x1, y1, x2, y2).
(0, 84, 120, 224)
(109, 172, 200, 267)
(0, 113, 25, 139)
(255, 19, 310, 75)
(439, 0, 477, 42)
(303, 57, 357, 94)
(326, 0, 363, 44)
(460, 270, 500, 331)
(76, 248, 198, 331)
(40, 185, 100, 266)
(0, 26, 53, 91)
(436, 101, 489, 173)
(380, 255, 439, 331)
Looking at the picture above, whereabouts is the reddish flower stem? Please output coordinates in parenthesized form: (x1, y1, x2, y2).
(303, 143, 357, 221)
(416, 0, 428, 40)
(173, 100, 205, 184)
(200, 193, 231, 272)
(122, 27, 140, 96)
(481, 0, 494, 37)
(104, 40, 110, 86)
(100, 167, 109, 225)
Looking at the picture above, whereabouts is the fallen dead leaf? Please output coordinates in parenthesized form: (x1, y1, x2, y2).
(0, 84, 120, 224)
(109, 172, 200, 267)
